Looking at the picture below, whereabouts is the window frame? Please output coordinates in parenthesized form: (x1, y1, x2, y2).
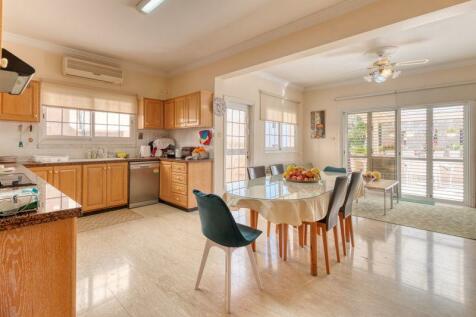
(264, 120, 297, 152)
(40, 105, 135, 145)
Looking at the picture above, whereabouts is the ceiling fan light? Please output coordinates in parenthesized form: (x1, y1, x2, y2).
(380, 68, 392, 77)
(392, 70, 402, 79)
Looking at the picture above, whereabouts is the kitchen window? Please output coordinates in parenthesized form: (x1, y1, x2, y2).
(265, 121, 296, 151)
(42, 105, 133, 141)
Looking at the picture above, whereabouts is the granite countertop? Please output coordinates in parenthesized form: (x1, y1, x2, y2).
(22, 157, 212, 167)
(0, 164, 82, 231)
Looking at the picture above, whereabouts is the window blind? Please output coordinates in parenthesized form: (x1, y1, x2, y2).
(260, 91, 298, 124)
(41, 82, 137, 114)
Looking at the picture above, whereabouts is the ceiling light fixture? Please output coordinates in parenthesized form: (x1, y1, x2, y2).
(136, 0, 166, 14)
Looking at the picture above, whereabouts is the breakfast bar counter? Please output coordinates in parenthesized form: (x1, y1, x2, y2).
(0, 164, 81, 317)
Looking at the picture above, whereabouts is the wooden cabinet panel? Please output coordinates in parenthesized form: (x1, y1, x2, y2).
(187, 92, 201, 127)
(170, 193, 188, 208)
(0, 80, 40, 122)
(171, 162, 187, 174)
(53, 165, 82, 203)
(106, 162, 128, 207)
(138, 98, 163, 129)
(171, 183, 187, 195)
(172, 172, 187, 185)
(29, 166, 54, 184)
(82, 164, 108, 212)
(174, 96, 187, 128)
(159, 161, 172, 201)
(164, 99, 175, 129)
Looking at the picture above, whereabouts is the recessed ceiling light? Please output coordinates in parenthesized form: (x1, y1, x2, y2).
(136, 0, 166, 14)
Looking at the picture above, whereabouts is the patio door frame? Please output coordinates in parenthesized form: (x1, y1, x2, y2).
(223, 101, 251, 186)
(342, 102, 473, 206)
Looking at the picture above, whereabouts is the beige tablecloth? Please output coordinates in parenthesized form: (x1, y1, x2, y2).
(223, 191, 331, 226)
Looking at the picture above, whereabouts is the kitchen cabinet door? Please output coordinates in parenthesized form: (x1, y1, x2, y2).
(82, 164, 108, 212)
(53, 165, 82, 203)
(164, 99, 175, 129)
(187, 93, 201, 127)
(29, 166, 54, 184)
(159, 161, 172, 201)
(144, 98, 163, 129)
(174, 96, 187, 128)
(0, 80, 40, 122)
(106, 162, 128, 207)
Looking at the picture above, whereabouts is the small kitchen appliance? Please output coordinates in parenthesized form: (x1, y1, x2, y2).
(140, 145, 151, 158)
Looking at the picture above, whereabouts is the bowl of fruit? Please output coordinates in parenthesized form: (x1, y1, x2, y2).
(283, 166, 321, 183)
(363, 171, 381, 182)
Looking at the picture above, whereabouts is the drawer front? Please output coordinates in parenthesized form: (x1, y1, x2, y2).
(171, 193, 187, 207)
(172, 162, 187, 174)
(172, 172, 187, 185)
(171, 182, 187, 195)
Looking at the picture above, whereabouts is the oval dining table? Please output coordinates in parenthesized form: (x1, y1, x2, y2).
(223, 171, 344, 276)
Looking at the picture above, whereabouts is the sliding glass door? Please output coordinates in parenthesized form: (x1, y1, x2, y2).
(346, 111, 396, 179)
(345, 104, 468, 204)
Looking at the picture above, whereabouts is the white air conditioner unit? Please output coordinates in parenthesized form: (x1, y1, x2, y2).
(62, 57, 123, 84)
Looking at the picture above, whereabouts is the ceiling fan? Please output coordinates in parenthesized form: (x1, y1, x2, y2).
(364, 46, 429, 84)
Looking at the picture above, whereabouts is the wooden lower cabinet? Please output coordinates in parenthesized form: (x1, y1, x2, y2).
(82, 164, 108, 212)
(30, 164, 82, 203)
(82, 162, 128, 212)
(106, 162, 128, 207)
(160, 160, 212, 209)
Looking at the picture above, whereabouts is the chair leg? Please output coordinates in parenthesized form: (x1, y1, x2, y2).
(267, 221, 271, 237)
(225, 247, 232, 314)
(333, 226, 340, 263)
(348, 217, 355, 248)
(310, 223, 318, 276)
(195, 239, 212, 290)
(298, 225, 304, 247)
(345, 216, 351, 243)
(277, 224, 282, 258)
(303, 224, 308, 246)
(339, 213, 346, 257)
(283, 224, 289, 261)
(321, 226, 330, 274)
(246, 245, 263, 289)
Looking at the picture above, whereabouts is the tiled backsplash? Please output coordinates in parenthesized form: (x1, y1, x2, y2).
(0, 120, 213, 160)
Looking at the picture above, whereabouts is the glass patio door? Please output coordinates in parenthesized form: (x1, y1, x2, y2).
(224, 103, 249, 184)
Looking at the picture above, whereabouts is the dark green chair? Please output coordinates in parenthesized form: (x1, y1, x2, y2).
(323, 166, 347, 173)
(193, 190, 263, 313)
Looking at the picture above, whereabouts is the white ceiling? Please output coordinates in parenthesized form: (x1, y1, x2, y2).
(4, 0, 358, 73)
(262, 10, 476, 88)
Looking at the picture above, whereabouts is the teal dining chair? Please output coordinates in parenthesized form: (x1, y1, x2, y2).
(193, 190, 263, 313)
(323, 166, 347, 173)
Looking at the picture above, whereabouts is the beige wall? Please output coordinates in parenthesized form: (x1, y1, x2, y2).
(0, 41, 168, 158)
(213, 73, 304, 193)
(168, 0, 469, 97)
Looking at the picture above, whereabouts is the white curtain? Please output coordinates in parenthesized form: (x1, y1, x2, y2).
(41, 82, 138, 114)
(260, 91, 298, 124)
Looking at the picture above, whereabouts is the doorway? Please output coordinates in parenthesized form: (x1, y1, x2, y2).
(224, 103, 250, 185)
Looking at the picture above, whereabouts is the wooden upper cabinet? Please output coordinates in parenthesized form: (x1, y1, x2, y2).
(164, 99, 175, 129)
(106, 162, 128, 207)
(138, 97, 163, 129)
(82, 164, 108, 212)
(53, 165, 82, 204)
(174, 96, 187, 128)
(0, 80, 40, 122)
(173, 91, 213, 129)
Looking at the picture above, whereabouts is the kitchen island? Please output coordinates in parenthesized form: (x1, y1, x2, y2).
(0, 164, 81, 317)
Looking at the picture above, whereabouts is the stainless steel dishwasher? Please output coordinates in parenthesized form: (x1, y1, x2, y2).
(129, 161, 160, 208)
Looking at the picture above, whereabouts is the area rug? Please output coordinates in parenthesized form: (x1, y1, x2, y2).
(78, 209, 143, 233)
(353, 195, 476, 240)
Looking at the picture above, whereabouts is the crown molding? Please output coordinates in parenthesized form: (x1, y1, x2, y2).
(3, 32, 167, 77)
(303, 58, 476, 92)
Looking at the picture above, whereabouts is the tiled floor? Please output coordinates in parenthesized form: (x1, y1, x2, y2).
(77, 203, 476, 317)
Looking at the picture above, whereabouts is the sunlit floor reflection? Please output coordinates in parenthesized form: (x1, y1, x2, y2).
(77, 204, 476, 317)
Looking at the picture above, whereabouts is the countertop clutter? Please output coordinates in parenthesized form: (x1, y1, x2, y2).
(0, 164, 81, 231)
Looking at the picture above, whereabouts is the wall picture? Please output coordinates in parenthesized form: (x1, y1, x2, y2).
(311, 110, 326, 139)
